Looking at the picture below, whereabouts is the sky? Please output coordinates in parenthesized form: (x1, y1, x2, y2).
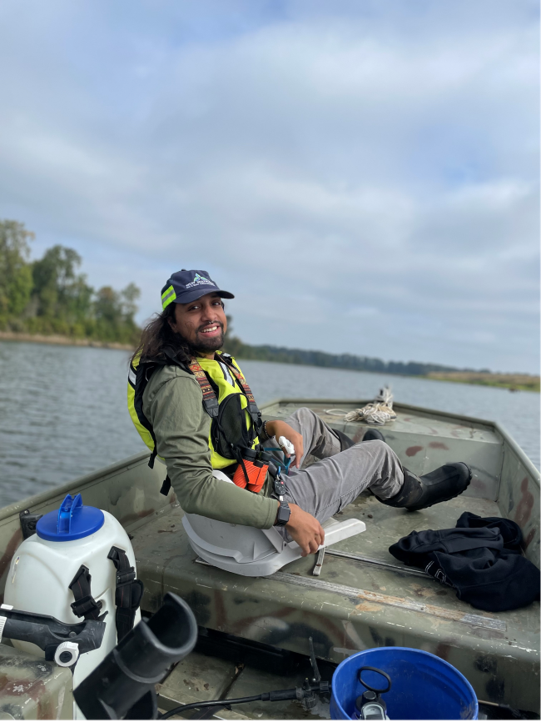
(0, 0, 539, 374)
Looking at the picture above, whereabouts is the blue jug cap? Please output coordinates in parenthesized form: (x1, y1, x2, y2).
(36, 494, 104, 542)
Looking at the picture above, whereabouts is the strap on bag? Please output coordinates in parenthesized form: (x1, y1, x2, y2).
(69, 565, 102, 621)
(107, 546, 144, 642)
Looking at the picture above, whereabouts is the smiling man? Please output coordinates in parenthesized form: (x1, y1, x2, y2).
(128, 269, 472, 557)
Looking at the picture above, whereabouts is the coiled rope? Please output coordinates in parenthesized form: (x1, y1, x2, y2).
(325, 386, 396, 425)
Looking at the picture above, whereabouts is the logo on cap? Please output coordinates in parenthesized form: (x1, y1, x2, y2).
(186, 273, 215, 289)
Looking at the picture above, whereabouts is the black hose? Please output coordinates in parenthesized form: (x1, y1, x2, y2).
(159, 679, 330, 719)
(159, 693, 264, 720)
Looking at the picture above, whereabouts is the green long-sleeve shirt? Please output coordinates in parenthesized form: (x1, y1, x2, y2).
(143, 364, 278, 528)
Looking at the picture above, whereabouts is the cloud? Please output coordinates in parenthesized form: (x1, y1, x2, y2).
(0, 0, 538, 372)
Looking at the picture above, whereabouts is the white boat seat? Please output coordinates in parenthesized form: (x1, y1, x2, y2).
(182, 470, 366, 577)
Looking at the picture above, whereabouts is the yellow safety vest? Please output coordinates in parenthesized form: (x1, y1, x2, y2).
(128, 351, 261, 471)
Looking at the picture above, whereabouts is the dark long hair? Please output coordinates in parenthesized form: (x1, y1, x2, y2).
(130, 304, 193, 365)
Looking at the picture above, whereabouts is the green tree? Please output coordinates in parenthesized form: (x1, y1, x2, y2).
(0, 220, 143, 344)
(120, 283, 140, 325)
(93, 286, 120, 340)
(92, 283, 141, 343)
(0, 220, 34, 327)
(31, 245, 93, 335)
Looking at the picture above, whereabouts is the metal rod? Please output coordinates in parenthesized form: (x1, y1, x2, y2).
(324, 549, 428, 577)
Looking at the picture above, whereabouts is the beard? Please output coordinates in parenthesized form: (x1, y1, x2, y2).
(191, 333, 224, 354)
(187, 324, 225, 355)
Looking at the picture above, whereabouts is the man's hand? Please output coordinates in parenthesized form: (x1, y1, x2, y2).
(266, 420, 304, 468)
(284, 504, 325, 556)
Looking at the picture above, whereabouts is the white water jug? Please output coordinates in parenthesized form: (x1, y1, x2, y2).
(4, 493, 141, 717)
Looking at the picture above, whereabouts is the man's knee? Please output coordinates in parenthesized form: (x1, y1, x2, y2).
(352, 438, 398, 464)
(349, 438, 385, 452)
(288, 407, 318, 426)
(298, 407, 318, 420)
(363, 438, 388, 452)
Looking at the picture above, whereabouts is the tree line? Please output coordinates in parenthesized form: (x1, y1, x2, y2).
(223, 333, 480, 377)
(223, 317, 486, 376)
(0, 220, 140, 344)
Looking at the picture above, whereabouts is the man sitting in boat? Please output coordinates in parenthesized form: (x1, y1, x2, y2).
(128, 269, 471, 556)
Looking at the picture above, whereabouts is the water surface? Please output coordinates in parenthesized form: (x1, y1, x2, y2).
(0, 342, 538, 507)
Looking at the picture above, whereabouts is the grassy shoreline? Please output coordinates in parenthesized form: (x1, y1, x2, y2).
(1, 332, 538, 392)
(425, 371, 539, 393)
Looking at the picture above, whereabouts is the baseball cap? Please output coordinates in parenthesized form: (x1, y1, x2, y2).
(161, 270, 234, 310)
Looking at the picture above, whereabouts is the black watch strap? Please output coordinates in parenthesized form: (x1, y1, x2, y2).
(274, 501, 291, 527)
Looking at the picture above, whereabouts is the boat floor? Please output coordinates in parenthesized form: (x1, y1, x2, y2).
(157, 645, 336, 719)
(131, 491, 540, 717)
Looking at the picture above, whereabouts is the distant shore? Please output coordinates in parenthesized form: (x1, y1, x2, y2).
(0, 331, 133, 351)
(1, 332, 538, 392)
(425, 371, 539, 393)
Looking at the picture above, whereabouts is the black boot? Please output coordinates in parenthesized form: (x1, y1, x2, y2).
(363, 429, 386, 442)
(333, 427, 386, 450)
(333, 428, 356, 451)
(379, 463, 472, 512)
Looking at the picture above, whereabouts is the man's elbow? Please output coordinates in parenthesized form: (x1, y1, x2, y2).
(178, 495, 201, 515)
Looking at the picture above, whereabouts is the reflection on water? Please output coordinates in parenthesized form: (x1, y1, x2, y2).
(0, 342, 539, 507)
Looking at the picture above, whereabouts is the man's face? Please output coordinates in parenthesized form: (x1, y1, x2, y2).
(169, 292, 228, 356)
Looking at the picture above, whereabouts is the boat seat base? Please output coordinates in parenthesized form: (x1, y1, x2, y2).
(182, 470, 366, 577)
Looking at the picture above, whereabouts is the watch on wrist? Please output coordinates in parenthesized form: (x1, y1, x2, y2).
(274, 501, 291, 526)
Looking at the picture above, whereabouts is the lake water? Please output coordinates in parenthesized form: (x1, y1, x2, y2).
(0, 341, 539, 507)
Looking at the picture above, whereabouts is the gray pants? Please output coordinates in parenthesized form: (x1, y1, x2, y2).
(263, 408, 404, 524)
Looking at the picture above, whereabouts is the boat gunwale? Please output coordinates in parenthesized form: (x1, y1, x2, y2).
(0, 450, 151, 525)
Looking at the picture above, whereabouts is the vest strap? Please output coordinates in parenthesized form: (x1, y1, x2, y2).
(188, 360, 220, 418)
(218, 353, 261, 427)
(107, 546, 144, 642)
(69, 566, 102, 621)
(132, 360, 160, 467)
(160, 475, 172, 496)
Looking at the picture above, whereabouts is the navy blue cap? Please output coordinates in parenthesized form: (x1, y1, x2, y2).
(36, 493, 104, 542)
(161, 270, 234, 310)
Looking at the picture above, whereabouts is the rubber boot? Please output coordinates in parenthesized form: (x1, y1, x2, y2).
(363, 429, 386, 442)
(333, 428, 355, 451)
(379, 462, 472, 512)
(333, 428, 387, 450)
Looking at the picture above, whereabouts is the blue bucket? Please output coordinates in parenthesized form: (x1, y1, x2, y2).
(330, 647, 478, 720)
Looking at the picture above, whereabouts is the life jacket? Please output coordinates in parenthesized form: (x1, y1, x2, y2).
(127, 349, 267, 489)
